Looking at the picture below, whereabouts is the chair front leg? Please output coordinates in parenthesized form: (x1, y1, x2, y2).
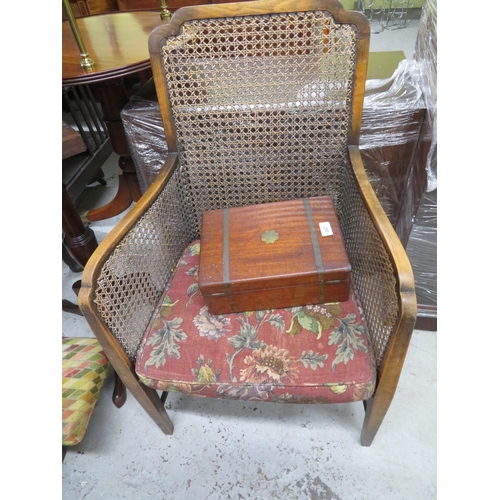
(116, 366, 174, 435)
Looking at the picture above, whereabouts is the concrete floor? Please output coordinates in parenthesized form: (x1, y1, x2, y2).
(62, 14, 437, 500)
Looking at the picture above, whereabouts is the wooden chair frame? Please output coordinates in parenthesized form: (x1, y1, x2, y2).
(79, 0, 416, 446)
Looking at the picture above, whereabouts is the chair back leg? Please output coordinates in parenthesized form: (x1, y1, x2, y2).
(112, 372, 127, 409)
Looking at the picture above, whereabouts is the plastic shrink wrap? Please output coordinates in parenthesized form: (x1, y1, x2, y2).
(406, 0, 437, 328)
(121, 81, 167, 194)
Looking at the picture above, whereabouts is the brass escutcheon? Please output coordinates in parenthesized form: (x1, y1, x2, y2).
(261, 230, 279, 244)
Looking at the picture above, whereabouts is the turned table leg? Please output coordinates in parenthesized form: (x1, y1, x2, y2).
(63, 184, 98, 315)
(86, 77, 143, 222)
(63, 184, 98, 268)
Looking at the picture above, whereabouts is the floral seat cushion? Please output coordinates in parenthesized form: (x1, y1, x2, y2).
(135, 241, 376, 404)
(62, 337, 109, 446)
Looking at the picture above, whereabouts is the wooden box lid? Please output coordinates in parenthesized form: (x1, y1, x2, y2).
(199, 196, 351, 301)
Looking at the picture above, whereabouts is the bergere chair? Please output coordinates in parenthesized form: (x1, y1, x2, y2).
(79, 0, 416, 446)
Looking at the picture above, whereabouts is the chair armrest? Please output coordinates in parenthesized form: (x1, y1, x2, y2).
(79, 153, 192, 364)
(345, 145, 417, 378)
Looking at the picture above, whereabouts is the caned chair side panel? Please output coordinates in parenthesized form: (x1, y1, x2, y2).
(79, 155, 192, 361)
(338, 146, 416, 369)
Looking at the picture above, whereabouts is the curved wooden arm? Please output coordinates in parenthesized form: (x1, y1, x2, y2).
(349, 145, 417, 442)
(77, 153, 179, 435)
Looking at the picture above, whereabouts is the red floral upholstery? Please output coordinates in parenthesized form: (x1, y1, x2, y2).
(135, 241, 376, 403)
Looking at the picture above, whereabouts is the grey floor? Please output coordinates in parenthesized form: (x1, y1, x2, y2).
(62, 15, 437, 500)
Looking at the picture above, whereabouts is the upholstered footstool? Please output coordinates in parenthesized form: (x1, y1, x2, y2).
(62, 337, 110, 460)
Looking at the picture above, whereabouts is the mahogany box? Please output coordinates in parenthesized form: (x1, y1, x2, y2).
(198, 196, 351, 315)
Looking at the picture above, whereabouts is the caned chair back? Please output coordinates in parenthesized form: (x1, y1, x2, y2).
(150, 0, 370, 236)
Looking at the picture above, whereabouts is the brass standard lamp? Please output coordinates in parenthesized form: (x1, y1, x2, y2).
(62, 0, 95, 69)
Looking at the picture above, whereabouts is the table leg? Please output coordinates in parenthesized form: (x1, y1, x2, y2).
(63, 183, 98, 267)
(63, 184, 98, 315)
(87, 77, 143, 222)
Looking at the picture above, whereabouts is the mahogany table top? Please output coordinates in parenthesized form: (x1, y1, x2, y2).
(62, 11, 165, 85)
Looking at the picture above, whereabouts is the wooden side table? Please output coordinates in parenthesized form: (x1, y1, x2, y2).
(62, 11, 165, 222)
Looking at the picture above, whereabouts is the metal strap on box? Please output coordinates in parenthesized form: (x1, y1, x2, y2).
(303, 198, 325, 303)
(222, 208, 239, 312)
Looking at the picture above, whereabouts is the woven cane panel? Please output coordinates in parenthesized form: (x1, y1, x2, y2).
(93, 170, 192, 360)
(162, 11, 358, 232)
(336, 167, 399, 367)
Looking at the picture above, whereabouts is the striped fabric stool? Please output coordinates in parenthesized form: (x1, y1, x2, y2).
(62, 337, 109, 459)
